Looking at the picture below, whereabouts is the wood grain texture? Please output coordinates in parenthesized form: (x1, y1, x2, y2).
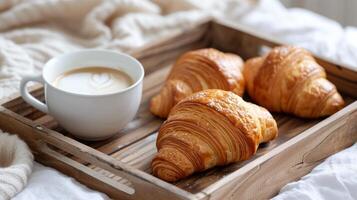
(0, 19, 356, 200)
(0, 106, 200, 200)
(202, 101, 357, 200)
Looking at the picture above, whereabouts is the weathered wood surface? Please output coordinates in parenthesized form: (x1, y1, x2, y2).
(202, 101, 357, 200)
(0, 19, 356, 200)
(0, 106, 201, 200)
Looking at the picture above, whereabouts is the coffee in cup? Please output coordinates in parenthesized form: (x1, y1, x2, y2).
(53, 67, 133, 95)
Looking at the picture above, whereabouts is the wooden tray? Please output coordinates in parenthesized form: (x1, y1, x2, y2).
(1, 19, 356, 200)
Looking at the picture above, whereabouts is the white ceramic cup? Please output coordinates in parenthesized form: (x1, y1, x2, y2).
(20, 50, 144, 141)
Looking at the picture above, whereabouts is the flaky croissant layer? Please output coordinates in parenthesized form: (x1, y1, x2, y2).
(243, 45, 344, 118)
(152, 89, 278, 182)
(150, 48, 245, 118)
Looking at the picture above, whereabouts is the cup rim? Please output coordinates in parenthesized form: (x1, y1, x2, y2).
(42, 49, 145, 98)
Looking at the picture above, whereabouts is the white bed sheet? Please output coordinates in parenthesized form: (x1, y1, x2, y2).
(273, 143, 357, 200)
(13, 163, 109, 200)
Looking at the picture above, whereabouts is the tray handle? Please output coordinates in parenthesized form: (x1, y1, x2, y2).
(39, 143, 135, 195)
(34, 125, 194, 200)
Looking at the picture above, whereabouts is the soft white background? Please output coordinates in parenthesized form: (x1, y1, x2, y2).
(0, 0, 356, 199)
(282, 0, 357, 27)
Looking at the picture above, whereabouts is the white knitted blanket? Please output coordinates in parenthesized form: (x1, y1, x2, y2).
(0, 0, 356, 199)
(0, 133, 33, 200)
(0, 0, 254, 99)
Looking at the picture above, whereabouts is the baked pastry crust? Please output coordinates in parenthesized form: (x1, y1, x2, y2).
(150, 48, 245, 118)
(244, 45, 344, 118)
(152, 89, 278, 182)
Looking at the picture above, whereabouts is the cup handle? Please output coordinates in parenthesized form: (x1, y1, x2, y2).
(20, 74, 48, 113)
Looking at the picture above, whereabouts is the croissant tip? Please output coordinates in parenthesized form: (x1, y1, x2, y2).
(150, 95, 169, 118)
(326, 98, 345, 116)
(153, 168, 180, 182)
(316, 92, 345, 118)
(149, 97, 158, 114)
(152, 157, 182, 182)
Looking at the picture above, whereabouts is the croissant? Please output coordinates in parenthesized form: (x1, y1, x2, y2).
(150, 48, 245, 118)
(244, 45, 344, 118)
(152, 89, 278, 182)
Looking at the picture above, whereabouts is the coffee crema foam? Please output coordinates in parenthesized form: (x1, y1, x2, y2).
(53, 67, 133, 95)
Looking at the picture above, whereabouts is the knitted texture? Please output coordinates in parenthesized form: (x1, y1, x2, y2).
(0, 0, 254, 99)
(0, 132, 33, 200)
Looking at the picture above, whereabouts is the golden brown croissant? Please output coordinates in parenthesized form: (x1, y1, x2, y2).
(152, 89, 278, 182)
(243, 45, 344, 118)
(150, 48, 245, 118)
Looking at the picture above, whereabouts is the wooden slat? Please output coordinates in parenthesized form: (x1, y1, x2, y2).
(0, 84, 43, 106)
(201, 101, 357, 200)
(0, 106, 203, 200)
(39, 144, 135, 198)
(105, 112, 321, 193)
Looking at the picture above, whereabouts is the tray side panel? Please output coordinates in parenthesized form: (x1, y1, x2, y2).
(211, 20, 357, 98)
(0, 106, 133, 200)
(0, 106, 203, 200)
(203, 102, 357, 200)
(131, 21, 212, 75)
